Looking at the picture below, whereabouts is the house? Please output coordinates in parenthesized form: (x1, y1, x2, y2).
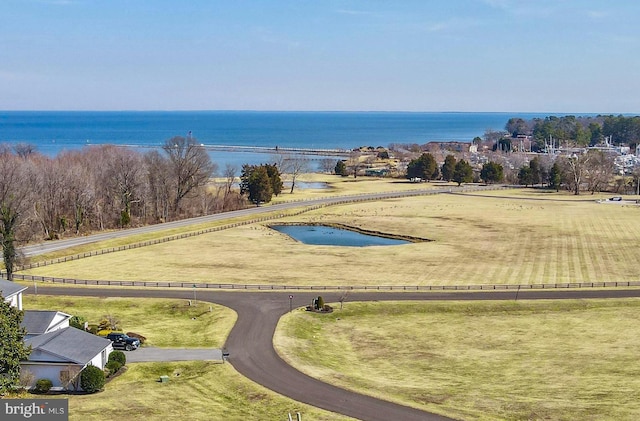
(0, 278, 114, 391)
(21, 310, 72, 339)
(21, 327, 113, 390)
(0, 278, 28, 310)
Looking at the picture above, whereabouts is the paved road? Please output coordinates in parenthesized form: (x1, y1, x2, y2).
(27, 286, 640, 421)
(20, 185, 493, 258)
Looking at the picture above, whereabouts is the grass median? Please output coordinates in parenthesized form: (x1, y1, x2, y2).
(275, 299, 640, 420)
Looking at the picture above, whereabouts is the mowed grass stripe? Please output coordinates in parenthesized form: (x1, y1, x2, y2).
(21, 190, 640, 287)
(275, 299, 640, 421)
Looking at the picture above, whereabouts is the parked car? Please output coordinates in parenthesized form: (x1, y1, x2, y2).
(106, 332, 140, 351)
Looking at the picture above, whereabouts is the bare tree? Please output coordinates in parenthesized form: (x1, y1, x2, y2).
(13, 143, 37, 159)
(319, 158, 336, 174)
(30, 156, 69, 239)
(559, 152, 592, 195)
(217, 163, 238, 211)
(0, 151, 31, 279)
(583, 151, 615, 194)
(162, 136, 217, 218)
(144, 150, 171, 223)
(346, 151, 362, 178)
(106, 148, 143, 226)
(282, 155, 310, 193)
(338, 291, 349, 310)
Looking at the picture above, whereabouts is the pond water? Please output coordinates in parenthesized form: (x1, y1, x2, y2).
(270, 224, 410, 247)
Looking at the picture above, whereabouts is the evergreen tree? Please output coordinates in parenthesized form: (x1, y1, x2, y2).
(240, 165, 273, 206)
(0, 296, 30, 393)
(529, 157, 541, 185)
(548, 162, 562, 192)
(480, 162, 504, 184)
(441, 155, 456, 182)
(518, 166, 533, 186)
(263, 164, 283, 196)
(334, 160, 348, 176)
(452, 160, 473, 186)
(406, 153, 439, 181)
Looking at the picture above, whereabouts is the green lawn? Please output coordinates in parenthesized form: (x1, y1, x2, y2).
(275, 299, 640, 421)
(23, 295, 236, 348)
(22, 188, 640, 286)
(67, 362, 353, 421)
(21, 295, 352, 421)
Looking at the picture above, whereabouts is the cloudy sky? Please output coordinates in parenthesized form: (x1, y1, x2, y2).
(1, 0, 638, 112)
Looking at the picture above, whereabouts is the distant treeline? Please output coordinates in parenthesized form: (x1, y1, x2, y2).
(505, 115, 640, 150)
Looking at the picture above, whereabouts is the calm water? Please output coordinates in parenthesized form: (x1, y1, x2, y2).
(0, 111, 553, 171)
(270, 224, 410, 247)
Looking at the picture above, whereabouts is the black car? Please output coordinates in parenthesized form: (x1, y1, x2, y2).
(106, 332, 140, 351)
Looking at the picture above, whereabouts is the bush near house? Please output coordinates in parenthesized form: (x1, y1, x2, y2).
(33, 378, 52, 394)
(108, 350, 126, 366)
(80, 365, 105, 393)
(105, 360, 122, 377)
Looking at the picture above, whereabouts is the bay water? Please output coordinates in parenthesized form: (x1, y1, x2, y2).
(0, 111, 551, 172)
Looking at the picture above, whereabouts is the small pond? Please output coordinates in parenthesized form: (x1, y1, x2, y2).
(270, 224, 410, 247)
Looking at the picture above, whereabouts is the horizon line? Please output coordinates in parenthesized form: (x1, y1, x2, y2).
(0, 109, 637, 116)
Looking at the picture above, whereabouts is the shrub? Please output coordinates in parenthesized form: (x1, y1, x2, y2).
(69, 315, 87, 330)
(33, 378, 52, 394)
(108, 350, 126, 366)
(105, 360, 122, 377)
(80, 365, 105, 393)
(316, 296, 325, 310)
(126, 332, 146, 344)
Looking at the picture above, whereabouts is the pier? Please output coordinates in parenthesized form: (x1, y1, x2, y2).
(113, 143, 366, 158)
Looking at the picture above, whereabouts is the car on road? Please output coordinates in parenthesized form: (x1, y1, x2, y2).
(106, 332, 140, 351)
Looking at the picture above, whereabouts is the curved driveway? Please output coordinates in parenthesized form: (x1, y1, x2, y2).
(28, 286, 640, 421)
(18, 186, 636, 420)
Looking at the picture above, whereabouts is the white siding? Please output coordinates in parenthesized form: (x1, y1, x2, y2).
(5, 293, 21, 310)
(20, 363, 82, 389)
(89, 344, 113, 369)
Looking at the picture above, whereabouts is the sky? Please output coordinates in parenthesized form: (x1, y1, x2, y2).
(0, 0, 639, 113)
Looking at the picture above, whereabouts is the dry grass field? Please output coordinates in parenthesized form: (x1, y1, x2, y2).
(275, 299, 640, 420)
(22, 187, 640, 287)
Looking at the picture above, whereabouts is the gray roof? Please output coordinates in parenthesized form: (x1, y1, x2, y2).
(0, 279, 27, 299)
(25, 327, 112, 365)
(22, 310, 71, 335)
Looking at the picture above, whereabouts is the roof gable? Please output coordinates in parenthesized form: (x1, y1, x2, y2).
(25, 327, 112, 365)
(0, 279, 27, 299)
(22, 310, 72, 335)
